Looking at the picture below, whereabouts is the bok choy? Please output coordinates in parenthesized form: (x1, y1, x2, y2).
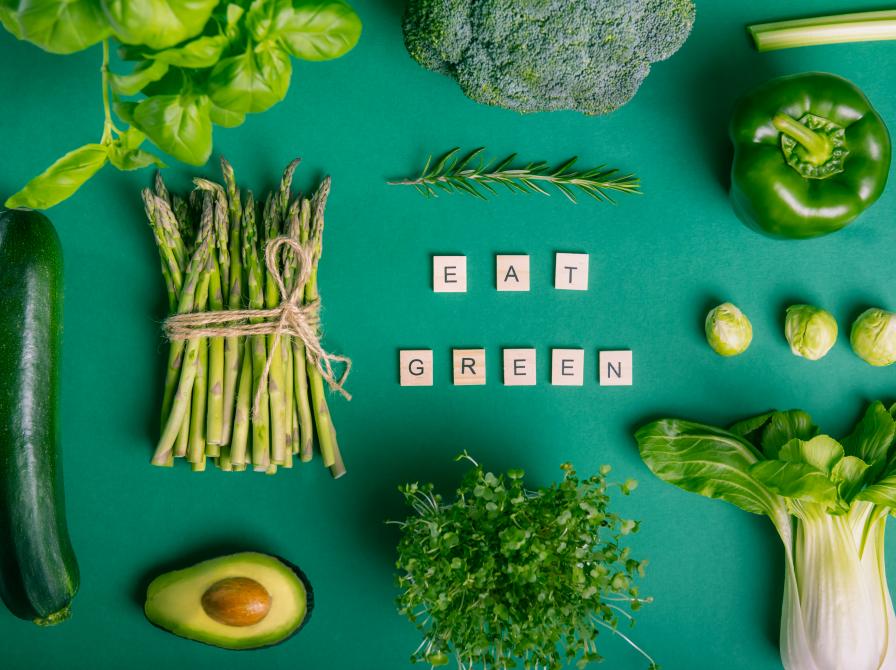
(635, 402, 896, 670)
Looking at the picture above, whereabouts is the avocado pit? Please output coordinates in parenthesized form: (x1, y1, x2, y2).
(201, 577, 272, 626)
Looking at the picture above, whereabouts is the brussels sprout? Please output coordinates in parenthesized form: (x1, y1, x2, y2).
(785, 305, 838, 360)
(705, 302, 753, 356)
(850, 308, 896, 366)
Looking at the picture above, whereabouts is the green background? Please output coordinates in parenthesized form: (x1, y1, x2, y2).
(2, 1, 896, 668)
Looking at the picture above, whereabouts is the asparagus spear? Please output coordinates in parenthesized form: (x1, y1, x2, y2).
(190, 186, 229, 449)
(143, 193, 178, 312)
(174, 392, 191, 459)
(151, 231, 212, 465)
(205, 259, 225, 452)
(243, 193, 271, 470)
(221, 159, 244, 446)
(229, 338, 253, 466)
(263, 194, 288, 465)
(144, 193, 180, 465)
(154, 259, 211, 465)
(187, 307, 209, 464)
(219, 445, 233, 471)
(280, 198, 301, 459)
(284, 337, 295, 455)
(304, 180, 344, 473)
(292, 198, 315, 461)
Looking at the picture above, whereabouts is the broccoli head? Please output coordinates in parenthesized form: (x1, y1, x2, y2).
(403, 0, 696, 116)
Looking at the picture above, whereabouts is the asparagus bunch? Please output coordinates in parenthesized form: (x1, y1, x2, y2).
(143, 158, 346, 478)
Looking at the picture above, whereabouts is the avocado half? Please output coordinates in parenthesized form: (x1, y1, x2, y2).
(144, 552, 313, 650)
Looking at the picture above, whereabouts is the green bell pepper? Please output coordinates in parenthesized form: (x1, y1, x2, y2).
(729, 72, 891, 239)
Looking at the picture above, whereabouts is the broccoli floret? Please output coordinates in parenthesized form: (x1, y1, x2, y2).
(402, 0, 695, 116)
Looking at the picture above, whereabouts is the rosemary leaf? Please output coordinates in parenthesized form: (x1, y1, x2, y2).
(389, 147, 640, 203)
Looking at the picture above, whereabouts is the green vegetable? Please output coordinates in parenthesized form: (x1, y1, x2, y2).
(3, 0, 362, 210)
(146, 159, 348, 478)
(705, 302, 752, 356)
(785, 305, 838, 361)
(402, 0, 695, 116)
(389, 148, 640, 203)
(132, 94, 213, 166)
(144, 552, 313, 649)
(263, 0, 362, 60)
(5, 143, 109, 210)
(208, 42, 293, 114)
(749, 9, 896, 52)
(0, 209, 79, 626)
(730, 72, 891, 239)
(393, 454, 655, 670)
(850, 308, 896, 366)
(0, 0, 111, 54)
(635, 402, 896, 670)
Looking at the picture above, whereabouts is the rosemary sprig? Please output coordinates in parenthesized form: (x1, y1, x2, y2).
(388, 147, 641, 203)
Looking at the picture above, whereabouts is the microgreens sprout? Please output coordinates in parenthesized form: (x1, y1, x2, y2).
(393, 457, 656, 670)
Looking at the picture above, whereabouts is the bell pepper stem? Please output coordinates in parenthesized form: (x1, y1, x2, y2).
(773, 114, 832, 165)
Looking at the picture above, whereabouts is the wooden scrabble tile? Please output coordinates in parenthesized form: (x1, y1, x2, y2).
(433, 255, 467, 292)
(554, 253, 589, 290)
(599, 350, 633, 386)
(551, 349, 584, 386)
(453, 349, 486, 385)
(399, 350, 433, 386)
(503, 348, 536, 386)
(496, 255, 530, 291)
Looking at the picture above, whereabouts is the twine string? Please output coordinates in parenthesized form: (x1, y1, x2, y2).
(163, 236, 352, 418)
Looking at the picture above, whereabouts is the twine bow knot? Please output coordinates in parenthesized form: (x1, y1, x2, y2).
(163, 235, 351, 417)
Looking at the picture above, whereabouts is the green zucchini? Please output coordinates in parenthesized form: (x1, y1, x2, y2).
(0, 208, 78, 625)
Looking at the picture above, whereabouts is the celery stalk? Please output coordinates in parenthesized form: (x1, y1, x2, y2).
(749, 10, 896, 51)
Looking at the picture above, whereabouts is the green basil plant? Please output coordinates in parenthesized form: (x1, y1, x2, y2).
(1, 0, 362, 209)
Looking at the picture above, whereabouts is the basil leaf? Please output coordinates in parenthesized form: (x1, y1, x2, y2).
(113, 99, 137, 125)
(841, 401, 896, 481)
(0, 2, 24, 39)
(101, 0, 217, 50)
(140, 66, 188, 97)
(107, 127, 165, 170)
(110, 59, 170, 96)
(760, 410, 818, 459)
(109, 147, 165, 170)
(12, 0, 111, 54)
(778, 435, 844, 475)
(112, 126, 146, 152)
(209, 102, 246, 128)
(149, 34, 229, 68)
(273, 0, 362, 61)
(224, 2, 244, 39)
(208, 42, 291, 114)
(5, 143, 108, 209)
(225, 2, 244, 26)
(750, 460, 839, 506)
(133, 94, 212, 165)
(635, 419, 782, 516)
(245, 0, 276, 41)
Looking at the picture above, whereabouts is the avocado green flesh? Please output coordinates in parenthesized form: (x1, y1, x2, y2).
(145, 553, 308, 650)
